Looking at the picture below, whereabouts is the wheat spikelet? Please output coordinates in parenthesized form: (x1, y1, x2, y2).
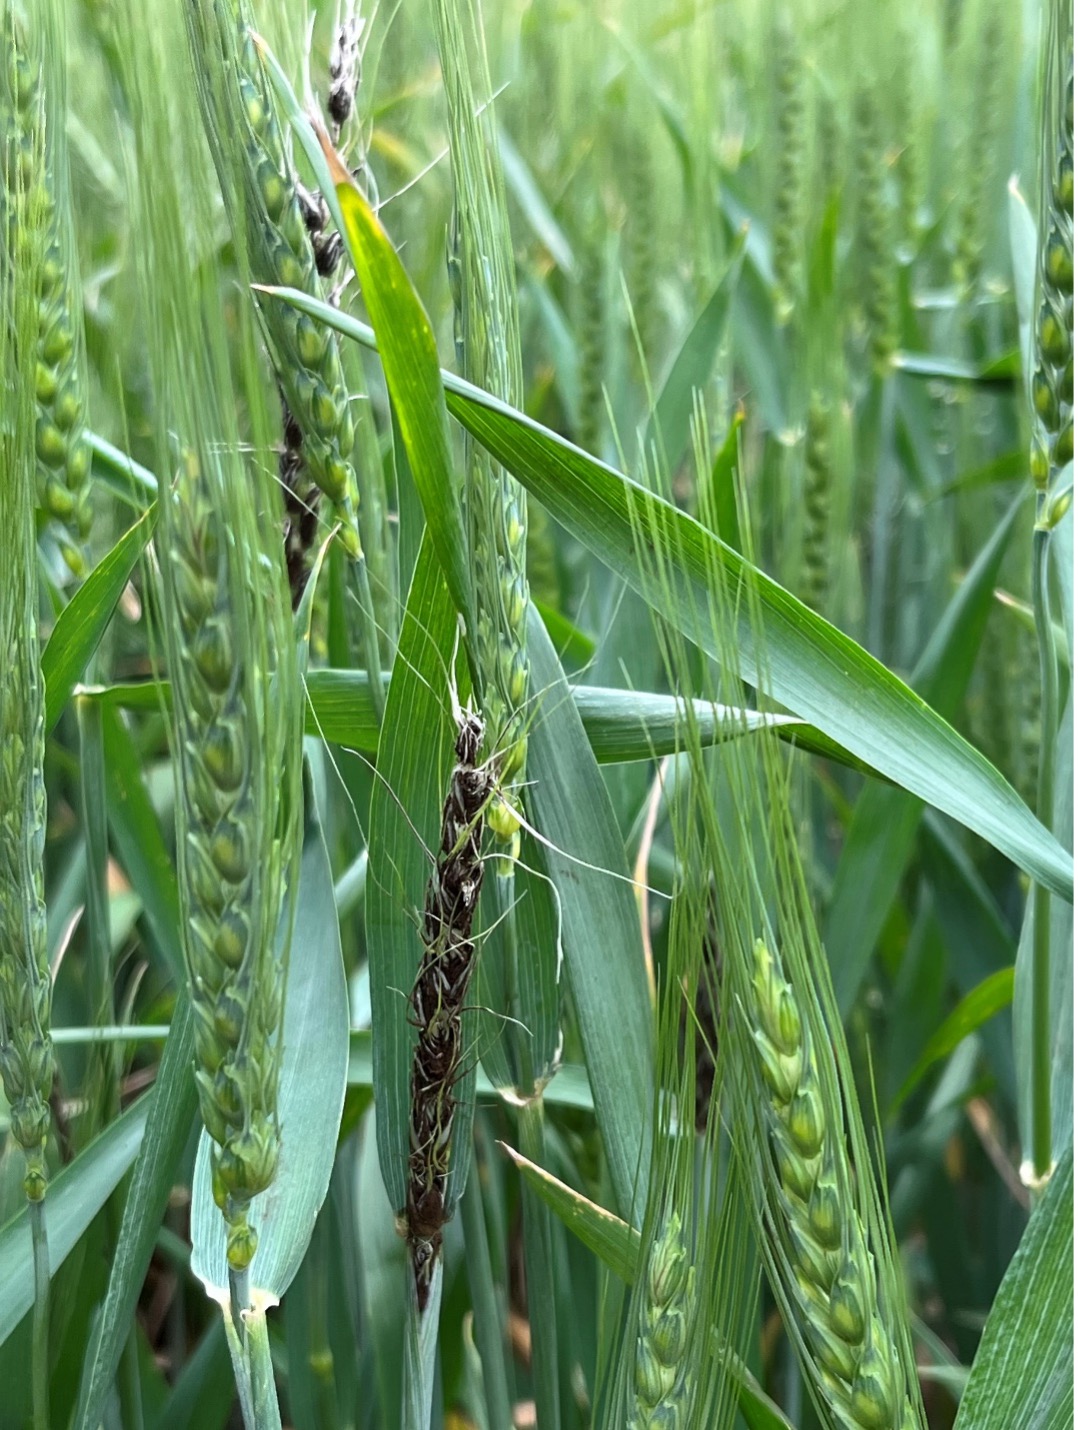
(1030, 1, 1073, 492)
(799, 394, 832, 614)
(185, 0, 362, 560)
(2, 2, 91, 574)
(953, 1, 1007, 300)
(853, 87, 895, 375)
(772, 8, 806, 325)
(0, 56, 53, 1201)
(577, 210, 606, 456)
(160, 444, 298, 1272)
(436, 0, 530, 846)
(629, 1211, 696, 1429)
(625, 124, 658, 368)
(747, 938, 920, 1430)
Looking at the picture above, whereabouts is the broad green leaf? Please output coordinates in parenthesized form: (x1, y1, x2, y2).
(263, 287, 1073, 898)
(526, 606, 654, 1224)
(953, 1146, 1073, 1430)
(476, 829, 562, 1097)
(0, 1099, 149, 1346)
(890, 968, 1016, 1114)
(826, 492, 1028, 1011)
(446, 391, 1070, 898)
(42, 504, 156, 736)
(329, 161, 474, 627)
(643, 237, 745, 476)
(534, 599, 595, 668)
(357, 1110, 410, 1424)
(461, 1158, 514, 1430)
(72, 1002, 199, 1430)
(348, 1030, 594, 1111)
(190, 773, 349, 1301)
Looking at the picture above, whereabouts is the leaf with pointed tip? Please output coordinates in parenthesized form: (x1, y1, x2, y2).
(42, 505, 156, 736)
(953, 1146, 1072, 1430)
(260, 285, 1073, 898)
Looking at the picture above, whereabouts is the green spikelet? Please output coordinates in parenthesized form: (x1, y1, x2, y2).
(436, 0, 529, 845)
(525, 492, 560, 610)
(747, 939, 921, 1430)
(1030, 2, 1073, 493)
(772, 9, 806, 324)
(799, 394, 832, 614)
(2, 2, 92, 574)
(893, 24, 922, 261)
(0, 75, 53, 1202)
(577, 214, 605, 455)
(629, 1212, 695, 1429)
(815, 85, 843, 203)
(625, 124, 658, 367)
(953, 2, 1007, 299)
(853, 86, 896, 374)
(185, 0, 362, 559)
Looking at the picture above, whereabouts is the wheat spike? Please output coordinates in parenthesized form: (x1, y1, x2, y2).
(747, 938, 920, 1430)
(185, 0, 362, 560)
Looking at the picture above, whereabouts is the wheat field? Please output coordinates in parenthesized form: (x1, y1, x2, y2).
(0, 1, 1072, 1428)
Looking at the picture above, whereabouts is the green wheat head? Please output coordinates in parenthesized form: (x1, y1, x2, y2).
(119, 0, 302, 1272)
(0, 19, 53, 1201)
(186, 0, 363, 560)
(1030, 0, 1074, 492)
(436, 0, 530, 845)
(1, 0, 92, 574)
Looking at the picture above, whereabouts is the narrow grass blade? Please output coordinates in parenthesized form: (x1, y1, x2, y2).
(953, 1146, 1072, 1430)
(499, 1142, 640, 1281)
(41, 505, 156, 735)
(891, 968, 1016, 1114)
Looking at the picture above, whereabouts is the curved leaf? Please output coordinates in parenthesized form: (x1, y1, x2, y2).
(260, 286, 1073, 897)
(42, 504, 156, 736)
